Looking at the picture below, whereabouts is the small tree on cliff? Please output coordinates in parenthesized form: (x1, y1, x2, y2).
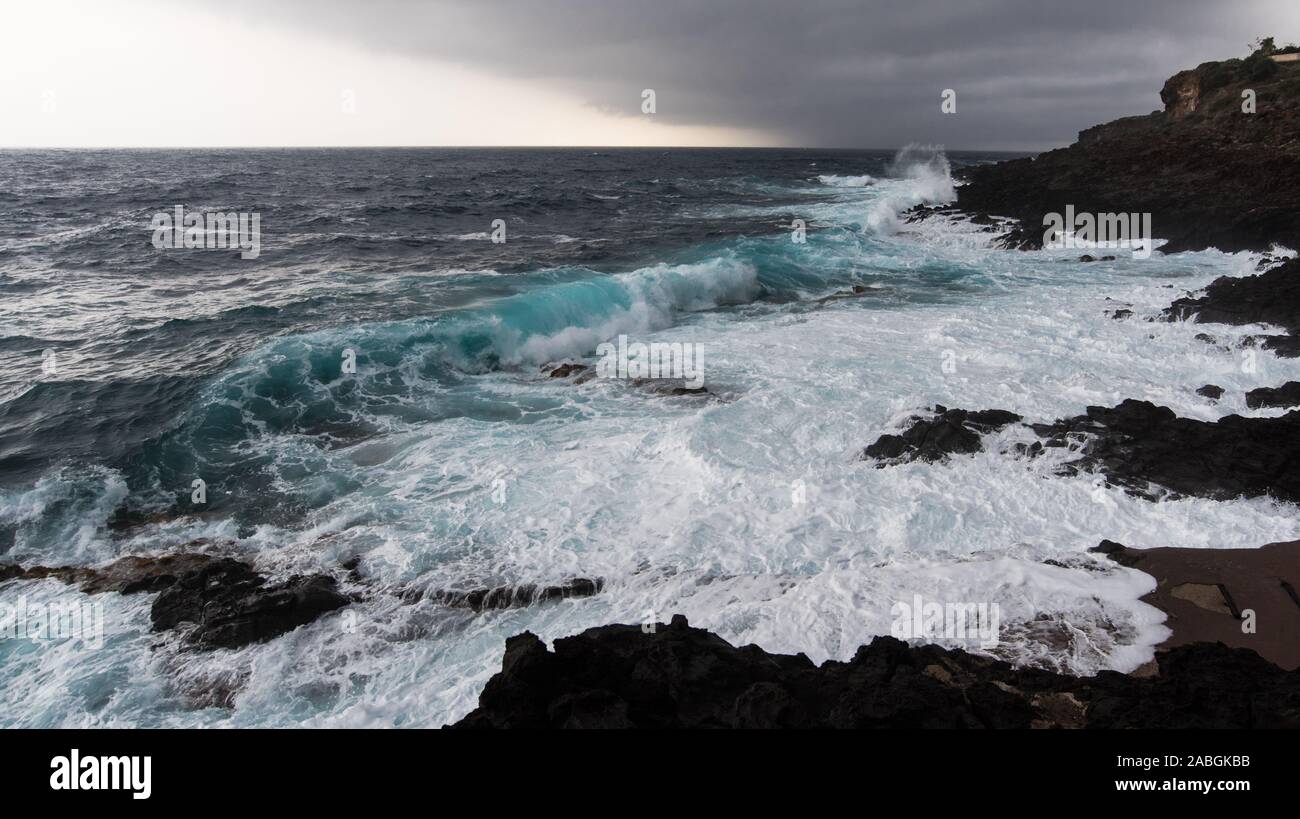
(1252, 37, 1276, 57)
(1244, 38, 1280, 82)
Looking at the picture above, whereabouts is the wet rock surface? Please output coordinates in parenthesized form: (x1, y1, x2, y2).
(1245, 381, 1300, 409)
(0, 553, 352, 650)
(861, 397, 1300, 504)
(150, 558, 351, 650)
(1165, 258, 1300, 333)
(1247, 334, 1300, 358)
(0, 553, 220, 595)
(451, 615, 1300, 728)
(3, 548, 608, 652)
(543, 362, 594, 382)
(408, 578, 604, 611)
(862, 406, 1022, 465)
(1030, 399, 1300, 502)
(1195, 384, 1224, 400)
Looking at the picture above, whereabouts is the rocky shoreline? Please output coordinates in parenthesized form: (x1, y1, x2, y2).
(450, 615, 1300, 729)
(451, 54, 1300, 728)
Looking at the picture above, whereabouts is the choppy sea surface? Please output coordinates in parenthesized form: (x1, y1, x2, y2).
(0, 147, 1296, 727)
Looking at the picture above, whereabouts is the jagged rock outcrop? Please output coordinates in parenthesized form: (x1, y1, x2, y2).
(862, 406, 1021, 465)
(1246, 381, 1300, 409)
(1166, 257, 1300, 332)
(858, 395, 1300, 503)
(0, 553, 351, 650)
(1166, 257, 1300, 358)
(451, 615, 1300, 728)
(1030, 399, 1300, 502)
(956, 50, 1300, 253)
(150, 558, 351, 650)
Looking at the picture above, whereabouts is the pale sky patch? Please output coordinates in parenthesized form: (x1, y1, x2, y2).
(0, 0, 776, 148)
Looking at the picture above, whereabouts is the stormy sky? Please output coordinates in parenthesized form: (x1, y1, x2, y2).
(5, 0, 1299, 149)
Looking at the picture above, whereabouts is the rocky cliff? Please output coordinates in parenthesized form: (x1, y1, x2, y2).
(956, 48, 1300, 253)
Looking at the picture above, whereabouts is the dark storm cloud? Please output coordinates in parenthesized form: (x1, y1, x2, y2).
(213, 0, 1300, 149)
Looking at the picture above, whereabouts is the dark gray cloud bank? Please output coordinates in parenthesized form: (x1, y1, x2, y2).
(219, 0, 1300, 150)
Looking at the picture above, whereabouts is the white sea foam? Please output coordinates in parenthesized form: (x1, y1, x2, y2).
(817, 173, 875, 188)
(0, 466, 127, 565)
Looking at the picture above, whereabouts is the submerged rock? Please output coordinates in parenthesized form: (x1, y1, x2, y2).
(628, 378, 715, 399)
(451, 615, 1300, 729)
(863, 406, 1022, 465)
(410, 578, 604, 611)
(816, 284, 879, 304)
(540, 362, 717, 398)
(543, 362, 591, 381)
(1195, 384, 1224, 400)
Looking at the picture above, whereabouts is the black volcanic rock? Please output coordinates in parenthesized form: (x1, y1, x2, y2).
(450, 615, 1300, 729)
(1030, 399, 1300, 502)
(956, 55, 1300, 254)
(151, 558, 350, 650)
(1248, 334, 1300, 358)
(863, 406, 1021, 465)
(1246, 381, 1300, 409)
(2, 553, 353, 650)
(1195, 384, 1224, 400)
(1164, 258, 1300, 333)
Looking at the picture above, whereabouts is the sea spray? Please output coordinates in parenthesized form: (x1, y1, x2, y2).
(867, 144, 957, 234)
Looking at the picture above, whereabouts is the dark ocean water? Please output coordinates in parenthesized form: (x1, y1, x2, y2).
(0, 147, 1008, 507)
